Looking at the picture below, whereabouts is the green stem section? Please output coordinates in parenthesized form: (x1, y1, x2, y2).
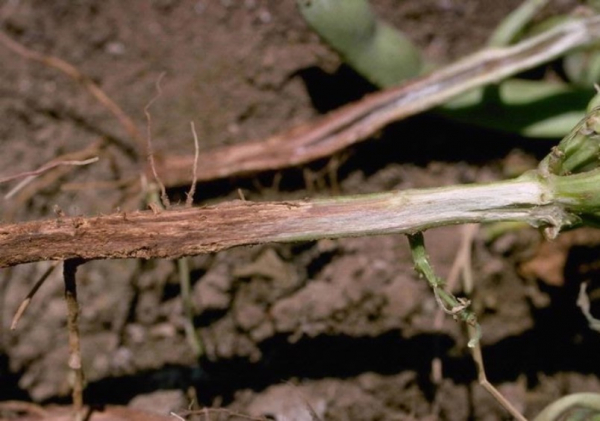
(539, 106, 600, 175)
(407, 233, 480, 346)
(553, 168, 600, 212)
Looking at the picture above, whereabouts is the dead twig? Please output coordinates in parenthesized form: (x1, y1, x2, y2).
(3, 139, 105, 221)
(434, 224, 479, 330)
(153, 15, 600, 186)
(457, 231, 527, 420)
(0, 156, 99, 185)
(63, 259, 86, 421)
(409, 232, 526, 420)
(2, 157, 99, 199)
(430, 224, 478, 398)
(178, 257, 203, 358)
(144, 72, 170, 209)
(0, 30, 145, 155)
(443, 228, 526, 420)
(186, 121, 200, 208)
(10, 261, 60, 330)
(469, 325, 527, 421)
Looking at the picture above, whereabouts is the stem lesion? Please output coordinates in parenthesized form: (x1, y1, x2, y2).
(0, 166, 582, 267)
(4, 108, 600, 268)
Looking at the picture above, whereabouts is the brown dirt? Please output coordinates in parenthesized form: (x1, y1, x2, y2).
(1, 1, 600, 420)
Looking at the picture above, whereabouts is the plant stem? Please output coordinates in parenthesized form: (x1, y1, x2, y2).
(407, 232, 479, 334)
(156, 15, 600, 186)
(408, 232, 526, 419)
(0, 173, 577, 268)
(553, 168, 600, 211)
(7, 99, 600, 269)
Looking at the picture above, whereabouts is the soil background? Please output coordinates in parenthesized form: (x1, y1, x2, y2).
(1, 1, 600, 420)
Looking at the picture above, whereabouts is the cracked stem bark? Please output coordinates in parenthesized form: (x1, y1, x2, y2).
(0, 172, 581, 268)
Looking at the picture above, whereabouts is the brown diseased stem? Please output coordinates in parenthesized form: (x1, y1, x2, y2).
(0, 176, 571, 268)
